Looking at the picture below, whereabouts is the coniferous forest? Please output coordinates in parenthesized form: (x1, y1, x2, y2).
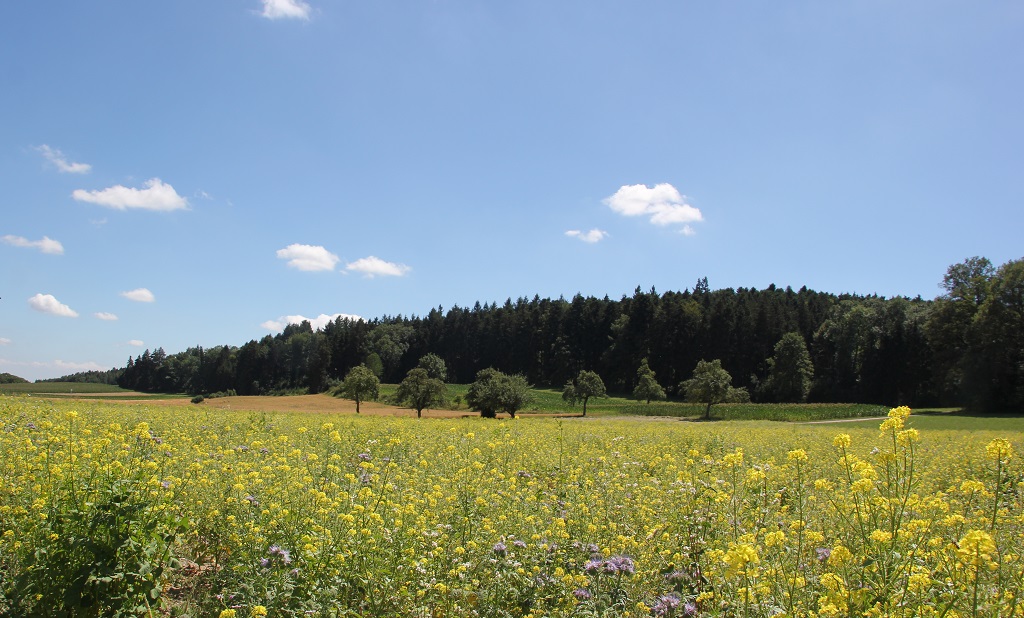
(64, 256, 1022, 412)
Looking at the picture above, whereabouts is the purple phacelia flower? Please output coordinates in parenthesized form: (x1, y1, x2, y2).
(493, 542, 507, 556)
(573, 588, 592, 600)
(816, 547, 832, 562)
(653, 593, 681, 616)
(597, 555, 636, 576)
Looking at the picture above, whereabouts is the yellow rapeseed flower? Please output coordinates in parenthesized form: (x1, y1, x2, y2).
(957, 529, 997, 566)
(986, 438, 1014, 463)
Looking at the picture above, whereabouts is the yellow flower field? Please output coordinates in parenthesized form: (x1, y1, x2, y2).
(1, 397, 1021, 617)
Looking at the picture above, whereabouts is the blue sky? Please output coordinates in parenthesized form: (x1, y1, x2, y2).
(2, 1, 1022, 381)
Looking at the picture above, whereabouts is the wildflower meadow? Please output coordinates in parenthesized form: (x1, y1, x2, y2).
(0, 396, 1021, 617)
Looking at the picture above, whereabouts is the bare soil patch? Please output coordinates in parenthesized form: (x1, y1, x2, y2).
(61, 393, 486, 418)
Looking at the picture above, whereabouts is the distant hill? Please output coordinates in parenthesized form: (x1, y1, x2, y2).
(0, 372, 29, 384)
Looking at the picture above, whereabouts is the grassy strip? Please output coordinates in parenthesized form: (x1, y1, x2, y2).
(0, 382, 128, 394)
(620, 401, 889, 421)
(369, 383, 891, 421)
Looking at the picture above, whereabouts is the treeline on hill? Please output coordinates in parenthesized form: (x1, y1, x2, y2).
(37, 368, 122, 385)
(114, 256, 1024, 412)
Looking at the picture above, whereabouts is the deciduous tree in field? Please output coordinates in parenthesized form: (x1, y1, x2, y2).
(466, 368, 533, 418)
(396, 367, 446, 418)
(762, 332, 814, 403)
(633, 358, 666, 404)
(340, 364, 379, 413)
(681, 359, 733, 420)
(563, 370, 607, 416)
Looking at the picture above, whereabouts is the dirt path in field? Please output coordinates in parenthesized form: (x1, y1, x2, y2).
(47, 393, 516, 419)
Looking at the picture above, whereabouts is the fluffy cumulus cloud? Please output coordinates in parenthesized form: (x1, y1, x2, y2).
(2, 235, 64, 255)
(261, 312, 362, 332)
(72, 178, 188, 211)
(604, 183, 703, 232)
(36, 145, 91, 174)
(28, 294, 79, 317)
(276, 244, 340, 272)
(565, 229, 608, 243)
(120, 288, 155, 303)
(345, 256, 411, 278)
(261, 0, 311, 19)
(94, 312, 119, 321)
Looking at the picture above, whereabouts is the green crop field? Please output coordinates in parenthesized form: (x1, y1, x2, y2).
(372, 384, 895, 421)
(0, 381, 128, 394)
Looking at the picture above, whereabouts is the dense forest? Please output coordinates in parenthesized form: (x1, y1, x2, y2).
(53, 256, 1024, 412)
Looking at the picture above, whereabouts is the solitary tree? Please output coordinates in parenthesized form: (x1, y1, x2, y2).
(633, 358, 666, 404)
(762, 333, 814, 403)
(396, 368, 446, 418)
(680, 359, 733, 420)
(466, 368, 533, 418)
(339, 364, 380, 413)
(497, 373, 533, 419)
(562, 370, 607, 416)
(467, 368, 502, 418)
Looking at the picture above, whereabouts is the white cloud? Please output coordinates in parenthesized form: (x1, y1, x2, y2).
(120, 288, 155, 303)
(345, 256, 411, 278)
(36, 145, 91, 174)
(72, 178, 189, 212)
(0, 338, 10, 345)
(276, 244, 339, 272)
(2, 234, 64, 255)
(565, 229, 608, 243)
(604, 183, 703, 232)
(260, 0, 311, 20)
(128, 339, 145, 347)
(261, 312, 362, 332)
(94, 312, 119, 321)
(681, 225, 696, 237)
(28, 294, 79, 317)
